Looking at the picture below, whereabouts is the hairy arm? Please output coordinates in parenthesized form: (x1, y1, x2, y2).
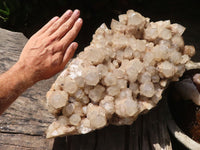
(0, 9, 83, 115)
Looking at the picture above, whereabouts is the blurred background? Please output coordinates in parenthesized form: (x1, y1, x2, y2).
(0, 0, 199, 58)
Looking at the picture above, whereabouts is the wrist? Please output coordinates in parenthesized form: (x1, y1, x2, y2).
(11, 62, 37, 87)
(0, 61, 36, 114)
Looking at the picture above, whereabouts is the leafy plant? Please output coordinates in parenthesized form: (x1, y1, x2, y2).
(0, 1, 10, 22)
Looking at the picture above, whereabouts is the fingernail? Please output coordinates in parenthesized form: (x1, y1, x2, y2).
(77, 18, 82, 23)
(74, 9, 80, 15)
(65, 9, 72, 15)
(73, 42, 78, 49)
(52, 16, 59, 21)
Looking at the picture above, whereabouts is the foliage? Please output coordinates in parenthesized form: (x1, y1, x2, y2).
(0, 1, 10, 22)
(0, 1, 62, 35)
(0, 0, 159, 36)
(0, 0, 31, 29)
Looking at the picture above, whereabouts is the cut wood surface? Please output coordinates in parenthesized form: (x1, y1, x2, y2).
(0, 28, 172, 150)
(0, 28, 55, 150)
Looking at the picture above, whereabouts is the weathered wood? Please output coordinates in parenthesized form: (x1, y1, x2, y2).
(0, 28, 173, 150)
(0, 28, 55, 150)
(0, 132, 54, 150)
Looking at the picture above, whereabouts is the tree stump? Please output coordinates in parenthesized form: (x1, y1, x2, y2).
(0, 28, 55, 150)
(0, 28, 173, 150)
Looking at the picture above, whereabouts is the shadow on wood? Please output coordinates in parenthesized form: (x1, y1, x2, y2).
(53, 99, 172, 150)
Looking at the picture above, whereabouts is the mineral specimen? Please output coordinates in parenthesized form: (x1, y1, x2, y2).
(46, 10, 195, 138)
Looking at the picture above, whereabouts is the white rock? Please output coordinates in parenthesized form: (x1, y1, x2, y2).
(157, 61, 176, 78)
(123, 47, 134, 59)
(74, 76, 85, 88)
(46, 9, 195, 138)
(57, 116, 69, 126)
(129, 82, 139, 97)
(87, 104, 107, 129)
(74, 89, 85, 100)
(99, 95, 115, 118)
(184, 45, 195, 57)
(170, 23, 185, 35)
(169, 50, 182, 65)
(126, 58, 144, 82)
(107, 85, 120, 96)
(140, 82, 155, 97)
(84, 67, 100, 86)
(118, 14, 128, 25)
(62, 103, 75, 116)
(69, 114, 81, 126)
(111, 19, 126, 32)
(97, 64, 108, 78)
(117, 79, 127, 89)
(172, 35, 184, 48)
(119, 88, 133, 98)
(159, 28, 172, 40)
(138, 72, 152, 83)
(47, 91, 68, 109)
(115, 98, 138, 117)
(63, 77, 78, 94)
(78, 118, 92, 134)
(144, 23, 159, 40)
(127, 10, 145, 27)
(103, 72, 117, 86)
(89, 85, 105, 103)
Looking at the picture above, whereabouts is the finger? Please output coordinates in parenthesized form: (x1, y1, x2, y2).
(45, 10, 73, 35)
(34, 16, 59, 36)
(62, 42, 78, 67)
(51, 9, 80, 39)
(60, 18, 83, 49)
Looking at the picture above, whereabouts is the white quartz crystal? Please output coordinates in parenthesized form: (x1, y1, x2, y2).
(62, 103, 75, 116)
(89, 85, 105, 103)
(87, 104, 107, 129)
(115, 98, 138, 117)
(140, 82, 155, 97)
(63, 77, 78, 94)
(46, 10, 195, 138)
(99, 96, 115, 118)
(84, 67, 100, 86)
(69, 114, 81, 126)
(157, 61, 176, 78)
(47, 91, 68, 109)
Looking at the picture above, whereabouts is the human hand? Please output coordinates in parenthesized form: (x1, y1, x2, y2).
(16, 9, 83, 83)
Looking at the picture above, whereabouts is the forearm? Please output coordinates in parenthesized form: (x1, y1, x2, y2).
(0, 63, 34, 114)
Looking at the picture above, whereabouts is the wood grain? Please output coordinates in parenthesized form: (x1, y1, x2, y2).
(0, 28, 55, 150)
(0, 28, 173, 150)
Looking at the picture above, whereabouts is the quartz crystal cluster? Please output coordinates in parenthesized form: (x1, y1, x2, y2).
(46, 10, 195, 138)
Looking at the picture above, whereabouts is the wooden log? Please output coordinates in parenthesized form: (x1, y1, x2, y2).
(0, 28, 173, 150)
(0, 28, 55, 150)
(62, 99, 172, 150)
